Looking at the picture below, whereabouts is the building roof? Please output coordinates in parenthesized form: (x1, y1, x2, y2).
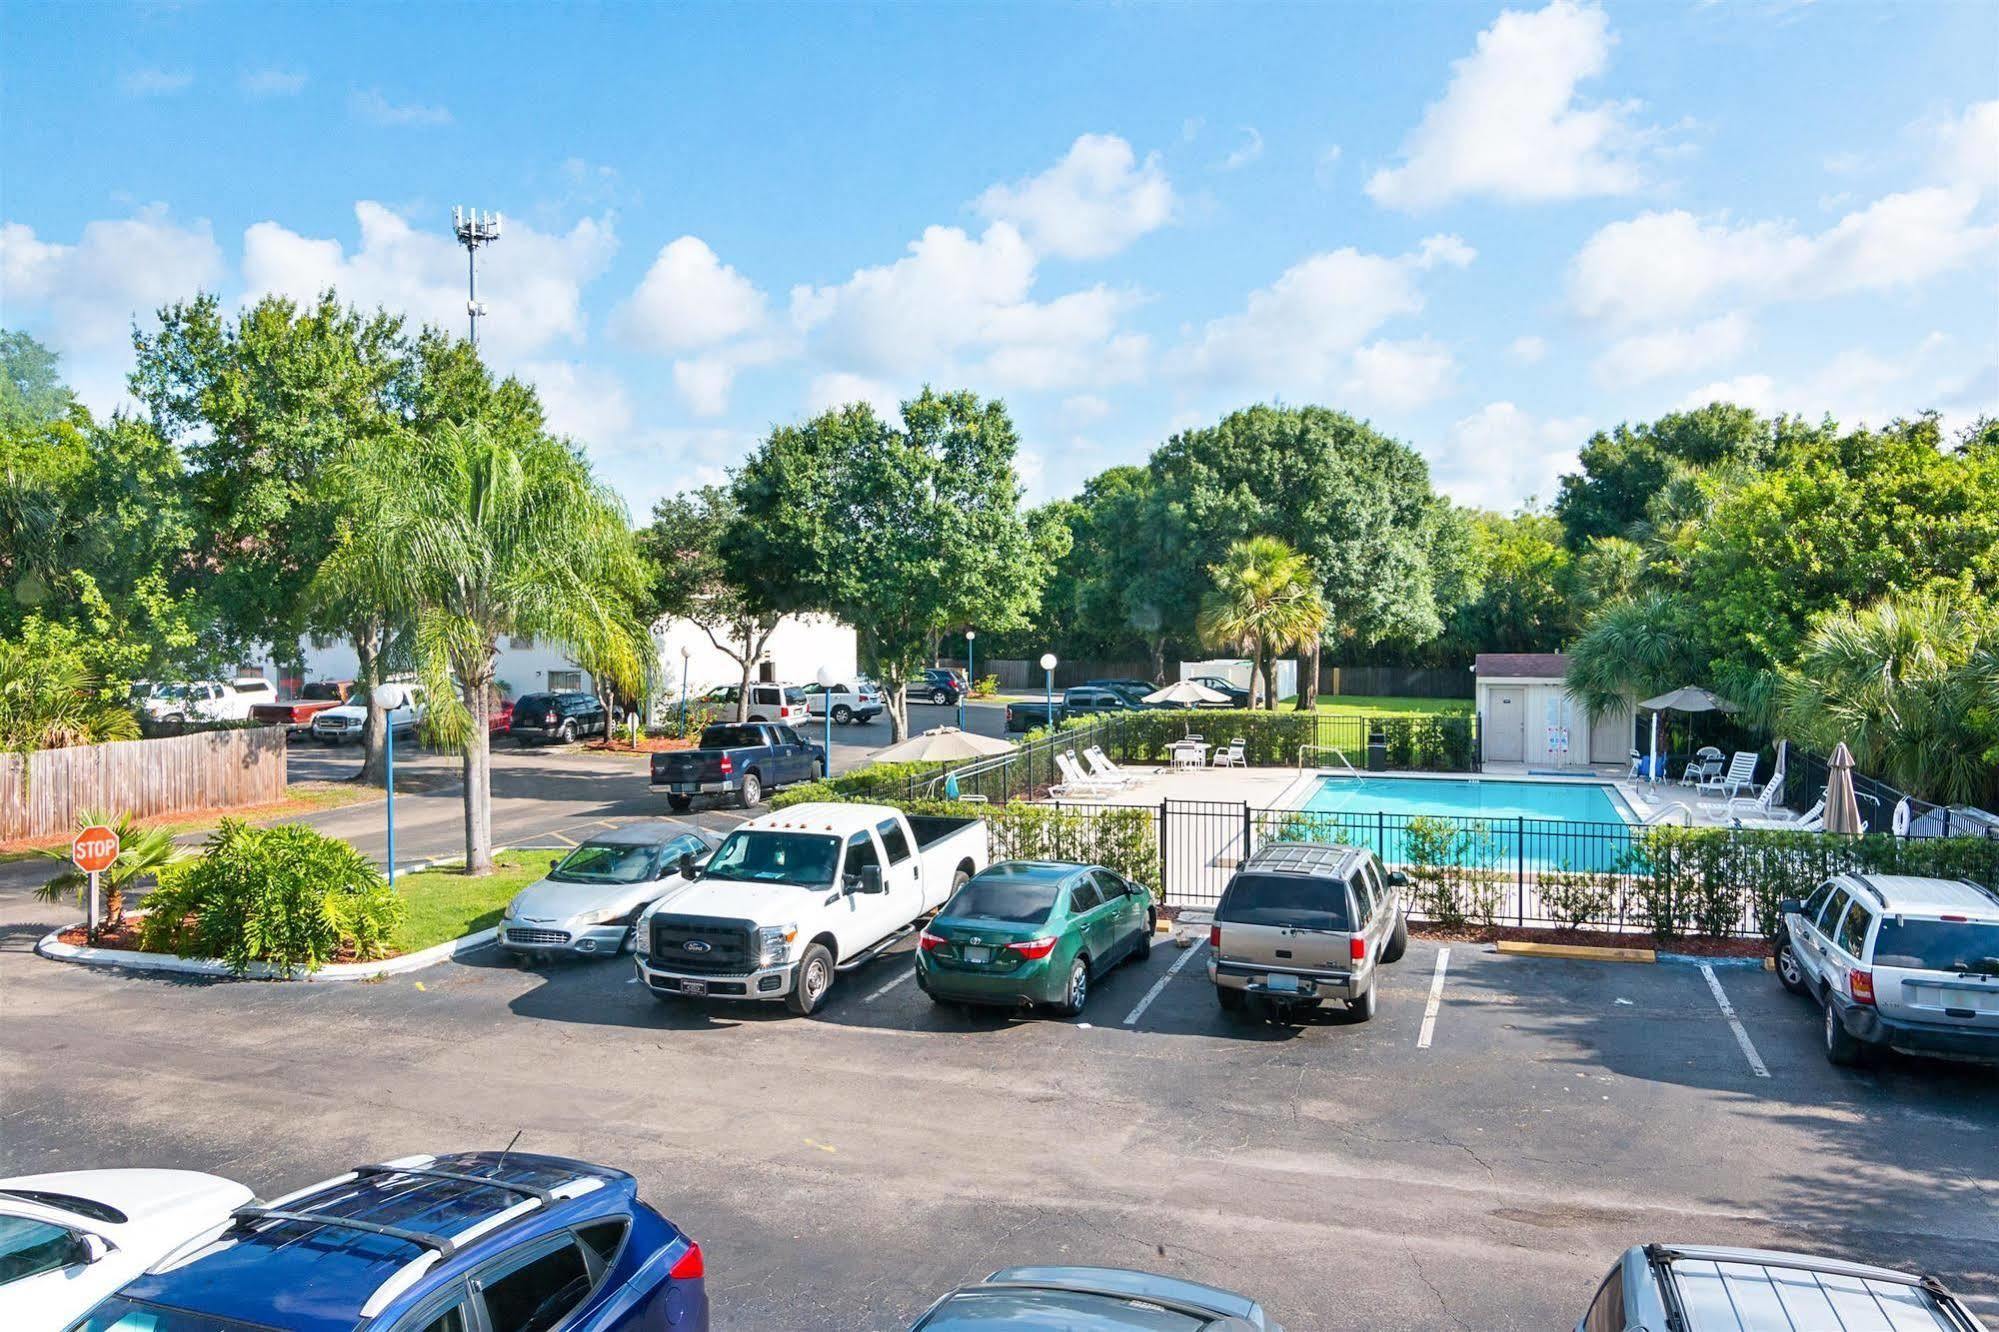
(1474, 653, 1569, 679)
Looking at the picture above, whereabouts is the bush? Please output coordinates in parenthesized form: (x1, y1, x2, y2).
(1404, 815, 1506, 929)
(650, 701, 718, 742)
(971, 674, 1001, 698)
(1537, 867, 1617, 932)
(139, 820, 404, 975)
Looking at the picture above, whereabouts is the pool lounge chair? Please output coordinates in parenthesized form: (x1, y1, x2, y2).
(1699, 751, 1759, 800)
(1082, 745, 1141, 788)
(1052, 751, 1122, 797)
(1211, 737, 1246, 768)
(1736, 796, 1826, 832)
(1725, 773, 1789, 820)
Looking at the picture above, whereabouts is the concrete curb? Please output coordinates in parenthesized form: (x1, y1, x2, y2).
(35, 922, 499, 981)
(1494, 939, 1656, 964)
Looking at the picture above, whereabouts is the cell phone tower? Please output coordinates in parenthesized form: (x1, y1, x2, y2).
(452, 206, 503, 348)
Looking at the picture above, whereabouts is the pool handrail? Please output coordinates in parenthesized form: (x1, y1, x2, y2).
(1298, 743, 1360, 778)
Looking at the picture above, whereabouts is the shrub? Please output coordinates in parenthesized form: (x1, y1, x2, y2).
(1405, 815, 1506, 929)
(650, 702, 718, 741)
(1537, 866, 1617, 932)
(139, 820, 403, 975)
(971, 674, 1000, 697)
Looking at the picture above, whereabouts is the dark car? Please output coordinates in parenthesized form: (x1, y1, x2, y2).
(68, 1150, 707, 1332)
(508, 690, 609, 745)
(1085, 678, 1156, 699)
(908, 668, 966, 706)
(910, 1266, 1281, 1330)
(1188, 675, 1251, 707)
(650, 721, 825, 811)
(1005, 699, 1064, 733)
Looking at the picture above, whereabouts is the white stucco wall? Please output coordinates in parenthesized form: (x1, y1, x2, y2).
(1178, 658, 1299, 702)
(1476, 678, 1633, 768)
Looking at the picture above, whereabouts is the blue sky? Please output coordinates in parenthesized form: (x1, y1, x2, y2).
(4, 0, 1995, 518)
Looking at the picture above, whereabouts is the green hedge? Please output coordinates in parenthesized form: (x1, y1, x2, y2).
(1091, 708, 1477, 770)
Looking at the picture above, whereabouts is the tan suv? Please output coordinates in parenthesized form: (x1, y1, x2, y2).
(1207, 842, 1411, 1020)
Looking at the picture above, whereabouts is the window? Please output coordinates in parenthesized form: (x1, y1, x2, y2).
(662, 834, 710, 865)
(844, 832, 880, 881)
(547, 671, 583, 693)
(479, 1240, 593, 1332)
(1584, 1266, 1624, 1332)
(1067, 878, 1104, 914)
(1803, 880, 1836, 924)
(1872, 918, 1999, 971)
(409, 1303, 469, 1332)
(1348, 871, 1375, 923)
(0, 1215, 85, 1284)
(1836, 901, 1874, 958)
(778, 726, 805, 746)
(942, 873, 1059, 924)
(1814, 889, 1851, 936)
(878, 819, 913, 865)
(576, 1220, 628, 1266)
(1091, 870, 1130, 902)
(1215, 873, 1351, 931)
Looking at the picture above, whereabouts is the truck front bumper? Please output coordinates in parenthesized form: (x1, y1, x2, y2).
(634, 955, 794, 1001)
(1210, 958, 1358, 1002)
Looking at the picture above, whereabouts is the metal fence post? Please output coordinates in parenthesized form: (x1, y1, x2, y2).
(1158, 800, 1169, 898)
(1241, 801, 1252, 865)
(1516, 814, 1526, 926)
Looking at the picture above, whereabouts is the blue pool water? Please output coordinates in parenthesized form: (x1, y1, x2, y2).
(1290, 776, 1633, 872)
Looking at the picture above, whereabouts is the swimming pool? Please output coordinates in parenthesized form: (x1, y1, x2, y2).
(1286, 775, 1634, 872)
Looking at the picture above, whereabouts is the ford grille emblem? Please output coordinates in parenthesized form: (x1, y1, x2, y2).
(683, 940, 712, 954)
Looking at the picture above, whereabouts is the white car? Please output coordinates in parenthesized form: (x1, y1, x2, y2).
(500, 820, 722, 959)
(310, 684, 425, 745)
(140, 678, 276, 725)
(0, 1167, 254, 1326)
(800, 679, 886, 725)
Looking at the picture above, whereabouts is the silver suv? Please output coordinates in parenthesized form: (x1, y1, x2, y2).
(1578, 1244, 1989, 1331)
(1207, 842, 1409, 1021)
(1774, 873, 1999, 1065)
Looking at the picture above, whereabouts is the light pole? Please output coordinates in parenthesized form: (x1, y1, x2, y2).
(959, 629, 975, 730)
(815, 665, 834, 779)
(376, 683, 409, 886)
(678, 645, 691, 735)
(1040, 652, 1058, 730)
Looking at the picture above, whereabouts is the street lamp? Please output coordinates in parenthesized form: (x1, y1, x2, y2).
(959, 629, 976, 730)
(375, 682, 409, 887)
(1040, 652, 1058, 729)
(678, 645, 691, 735)
(815, 665, 834, 779)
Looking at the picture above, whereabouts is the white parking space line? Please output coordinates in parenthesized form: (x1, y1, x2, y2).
(1700, 963, 1771, 1078)
(1417, 947, 1452, 1049)
(1122, 939, 1206, 1027)
(864, 969, 914, 1003)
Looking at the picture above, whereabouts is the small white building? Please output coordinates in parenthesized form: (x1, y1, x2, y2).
(1473, 653, 1633, 769)
(1179, 658, 1299, 704)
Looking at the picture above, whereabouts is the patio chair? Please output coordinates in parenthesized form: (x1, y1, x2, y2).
(1211, 737, 1246, 768)
(1082, 745, 1140, 787)
(1052, 751, 1121, 797)
(1627, 749, 1642, 781)
(1724, 775, 1785, 820)
(1736, 795, 1825, 830)
(1699, 751, 1759, 800)
(1680, 747, 1724, 786)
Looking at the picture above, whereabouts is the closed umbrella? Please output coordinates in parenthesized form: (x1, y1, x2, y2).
(1638, 686, 1738, 784)
(1144, 680, 1229, 708)
(871, 726, 1017, 764)
(1824, 742, 1864, 836)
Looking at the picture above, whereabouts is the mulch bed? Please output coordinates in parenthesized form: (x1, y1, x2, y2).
(583, 736, 696, 755)
(1410, 921, 1768, 958)
(55, 920, 149, 950)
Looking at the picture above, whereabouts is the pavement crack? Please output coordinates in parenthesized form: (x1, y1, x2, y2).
(1403, 1237, 1470, 1330)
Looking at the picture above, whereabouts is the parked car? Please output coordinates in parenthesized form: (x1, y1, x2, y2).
(1188, 675, 1251, 707)
(1002, 686, 1146, 733)
(1085, 677, 1156, 698)
(910, 1267, 1282, 1331)
(507, 690, 610, 745)
(634, 803, 988, 1015)
(67, 1151, 707, 1332)
(310, 684, 424, 745)
(489, 697, 515, 734)
(699, 681, 813, 725)
(916, 861, 1155, 1017)
(801, 678, 885, 724)
(650, 721, 824, 811)
(1004, 698, 1063, 733)
(500, 821, 722, 961)
(1772, 873, 1999, 1065)
(1208, 842, 1410, 1020)
(248, 679, 355, 736)
(907, 668, 966, 706)
(140, 677, 278, 726)
(1576, 1243, 1989, 1332)
(0, 1168, 253, 1328)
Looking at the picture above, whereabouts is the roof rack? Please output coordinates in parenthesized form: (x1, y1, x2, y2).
(1245, 842, 1357, 877)
(229, 1206, 459, 1260)
(1846, 874, 1884, 905)
(354, 1163, 554, 1205)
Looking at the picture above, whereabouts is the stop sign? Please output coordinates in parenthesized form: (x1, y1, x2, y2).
(72, 825, 120, 874)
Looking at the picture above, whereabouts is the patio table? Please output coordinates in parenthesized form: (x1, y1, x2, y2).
(1169, 740, 1209, 771)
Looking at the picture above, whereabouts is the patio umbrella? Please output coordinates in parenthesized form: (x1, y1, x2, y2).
(1824, 742, 1865, 835)
(871, 725, 1017, 764)
(1638, 686, 1738, 784)
(1144, 680, 1229, 708)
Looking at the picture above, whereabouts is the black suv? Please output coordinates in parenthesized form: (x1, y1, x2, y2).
(508, 690, 609, 744)
(908, 668, 966, 705)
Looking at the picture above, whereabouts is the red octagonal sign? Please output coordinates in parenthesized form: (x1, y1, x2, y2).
(72, 825, 120, 874)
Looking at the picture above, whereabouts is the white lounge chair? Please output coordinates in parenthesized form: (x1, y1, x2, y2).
(1211, 737, 1246, 768)
(1699, 751, 1759, 800)
(1726, 775, 1788, 820)
(1082, 745, 1140, 787)
(1052, 751, 1121, 797)
(1737, 796, 1825, 831)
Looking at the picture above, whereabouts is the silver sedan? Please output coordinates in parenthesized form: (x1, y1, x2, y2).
(498, 821, 720, 960)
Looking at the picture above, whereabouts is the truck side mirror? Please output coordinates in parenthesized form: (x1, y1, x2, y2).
(1386, 871, 1410, 888)
(678, 851, 698, 880)
(1777, 897, 1802, 916)
(82, 1233, 111, 1263)
(861, 864, 884, 895)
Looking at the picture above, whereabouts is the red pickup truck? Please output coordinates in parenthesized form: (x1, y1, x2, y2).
(249, 680, 355, 736)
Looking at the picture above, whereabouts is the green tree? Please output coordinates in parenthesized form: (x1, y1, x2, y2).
(339, 419, 648, 872)
(637, 486, 784, 723)
(1554, 403, 1780, 547)
(1432, 510, 1573, 661)
(0, 623, 142, 755)
(726, 390, 1053, 741)
(1563, 593, 1705, 723)
(1196, 536, 1328, 710)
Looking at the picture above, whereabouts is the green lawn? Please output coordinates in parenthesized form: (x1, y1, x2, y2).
(389, 851, 551, 954)
(1315, 694, 1472, 717)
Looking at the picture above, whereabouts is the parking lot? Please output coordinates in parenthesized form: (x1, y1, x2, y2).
(5, 865, 1995, 1329)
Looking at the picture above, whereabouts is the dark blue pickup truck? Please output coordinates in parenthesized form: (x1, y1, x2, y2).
(651, 721, 825, 811)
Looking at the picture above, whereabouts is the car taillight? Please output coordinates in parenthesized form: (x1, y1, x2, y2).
(1209, 923, 1220, 949)
(668, 1239, 703, 1280)
(718, 755, 733, 775)
(545, 710, 558, 724)
(919, 930, 947, 952)
(1350, 936, 1367, 964)
(1849, 969, 1875, 1005)
(1007, 936, 1058, 959)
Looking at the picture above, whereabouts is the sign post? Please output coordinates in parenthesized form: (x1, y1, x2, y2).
(71, 824, 120, 944)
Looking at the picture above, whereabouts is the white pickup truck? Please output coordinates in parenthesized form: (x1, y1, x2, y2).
(633, 802, 989, 1015)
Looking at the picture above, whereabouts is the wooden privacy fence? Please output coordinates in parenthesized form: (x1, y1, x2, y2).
(0, 727, 287, 842)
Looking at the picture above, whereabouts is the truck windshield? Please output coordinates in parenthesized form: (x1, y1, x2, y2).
(705, 831, 841, 886)
(300, 682, 343, 701)
(550, 841, 658, 884)
(1872, 918, 1999, 974)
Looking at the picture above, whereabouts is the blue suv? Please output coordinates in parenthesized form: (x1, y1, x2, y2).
(67, 1151, 707, 1332)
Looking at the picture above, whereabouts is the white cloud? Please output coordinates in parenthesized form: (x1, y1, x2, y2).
(1934, 100, 1999, 197)
(1676, 333, 1975, 430)
(1220, 127, 1265, 171)
(612, 236, 767, 352)
(1509, 334, 1548, 364)
(1170, 235, 1473, 389)
(1062, 394, 1112, 424)
(665, 339, 786, 417)
(974, 134, 1174, 260)
(120, 68, 193, 97)
(1431, 402, 1590, 510)
(1366, 0, 1655, 210)
(1678, 373, 1778, 414)
(591, 426, 752, 518)
(349, 88, 452, 126)
(805, 372, 903, 421)
(1593, 312, 1751, 386)
(517, 361, 633, 445)
(241, 68, 307, 97)
(242, 202, 615, 362)
(1344, 338, 1457, 409)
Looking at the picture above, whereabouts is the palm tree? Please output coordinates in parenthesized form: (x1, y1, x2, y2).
(337, 419, 648, 872)
(1562, 592, 1698, 722)
(1196, 536, 1326, 711)
(35, 809, 191, 933)
(0, 639, 139, 755)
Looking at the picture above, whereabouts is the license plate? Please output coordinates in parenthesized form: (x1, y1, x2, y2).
(962, 945, 992, 964)
(1265, 973, 1301, 993)
(679, 979, 707, 997)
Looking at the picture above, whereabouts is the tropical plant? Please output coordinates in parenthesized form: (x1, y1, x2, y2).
(34, 809, 191, 929)
(1196, 536, 1327, 711)
(337, 418, 649, 873)
(0, 630, 140, 754)
(1563, 592, 1702, 723)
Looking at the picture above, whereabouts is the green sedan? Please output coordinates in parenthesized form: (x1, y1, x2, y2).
(916, 860, 1157, 1016)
